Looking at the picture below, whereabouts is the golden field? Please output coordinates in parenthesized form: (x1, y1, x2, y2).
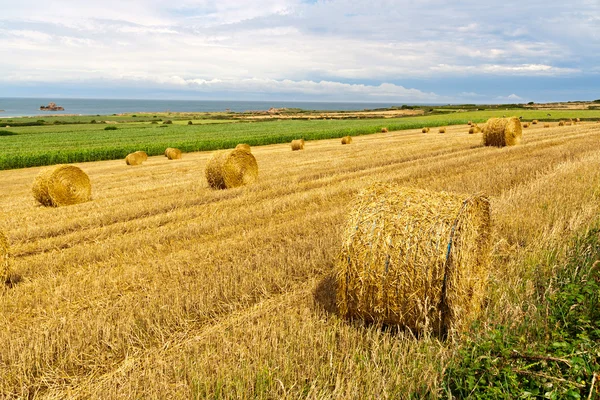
(1, 121, 600, 398)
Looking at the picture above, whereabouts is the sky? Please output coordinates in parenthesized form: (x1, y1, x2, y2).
(0, 0, 599, 103)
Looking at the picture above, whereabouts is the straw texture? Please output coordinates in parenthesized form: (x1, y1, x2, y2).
(166, 148, 182, 160)
(482, 117, 522, 147)
(235, 143, 252, 153)
(205, 149, 259, 190)
(0, 230, 8, 283)
(134, 151, 148, 161)
(291, 139, 305, 151)
(341, 136, 352, 145)
(32, 165, 92, 207)
(125, 153, 143, 166)
(336, 183, 491, 336)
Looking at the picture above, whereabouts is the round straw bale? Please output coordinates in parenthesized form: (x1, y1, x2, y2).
(558, 121, 565, 126)
(341, 136, 352, 145)
(32, 165, 92, 207)
(576, 118, 581, 122)
(134, 151, 148, 161)
(336, 183, 491, 336)
(467, 121, 472, 126)
(205, 149, 258, 189)
(422, 127, 430, 133)
(125, 153, 143, 166)
(164, 147, 174, 157)
(482, 117, 522, 147)
(235, 143, 252, 153)
(468, 127, 475, 134)
(523, 123, 529, 128)
(166, 148, 182, 160)
(291, 139, 305, 151)
(381, 127, 388, 133)
(0, 230, 9, 283)
(532, 120, 538, 125)
(544, 123, 550, 128)
(439, 127, 446, 133)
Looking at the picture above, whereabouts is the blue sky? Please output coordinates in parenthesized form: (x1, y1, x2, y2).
(0, 0, 599, 103)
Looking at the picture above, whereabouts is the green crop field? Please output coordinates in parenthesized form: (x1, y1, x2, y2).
(0, 109, 598, 170)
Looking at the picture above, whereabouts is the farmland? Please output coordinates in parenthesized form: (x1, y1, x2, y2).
(1, 109, 600, 170)
(1, 120, 600, 397)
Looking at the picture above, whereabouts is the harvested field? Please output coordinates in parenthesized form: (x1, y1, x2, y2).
(1, 122, 600, 397)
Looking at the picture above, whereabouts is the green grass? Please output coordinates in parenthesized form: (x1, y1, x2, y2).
(443, 226, 600, 399)
(1, 109, 599, 170)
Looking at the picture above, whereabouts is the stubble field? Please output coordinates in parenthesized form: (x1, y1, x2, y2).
(1, 121, 600, 398)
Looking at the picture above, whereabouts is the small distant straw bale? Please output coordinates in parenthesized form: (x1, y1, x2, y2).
(341, 136, 352, 144)
(482, 117, 522, 147)
(235, 143, 252, 153)
(576, 118, 581, 122)
(422, 127, 430, 133)
(558, 121, 565, 126)
(544, 123, 550, 128)
(125, 153, 143, 165)
(205, 148, 259, 189)
(291, 139, 305, 151)
(0, 230, 9, 283)
(467, 121, 472, 125)
(565, 121, 572, 126)
(166, 148, 182, 160)
(32, 165, 92, 207)
(439, 127, 446, 133)
(532, 120, 538, 125)
(381, 127, 388, 133)
(523, 123, 529, 128)
(336, 183, 491, 336)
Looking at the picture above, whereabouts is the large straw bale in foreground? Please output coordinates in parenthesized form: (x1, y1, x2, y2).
(0, 231, 8, 283)
(125, 153, 143, 165)
(32, 165, 92, 207)
(291, 139, 305, 151)
(482, 117, 522, 147)
(235, 143, 252, 153)
(205, 149, 258, 189)
(341, 136, 352, 144)
(166, 148, 182, 160)
(336, 184, 491, 336)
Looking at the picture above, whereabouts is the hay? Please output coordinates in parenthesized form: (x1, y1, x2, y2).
(565, 121, 572, 126)
(341, 136, 352, 145)
(381, 128, 388, 133)
(482, 117, 522, 147)
(532, 120, 538, 125)
(523, 123, 529, 128)
(576, 118, 581, 122)
(558, 121, 565, 126)
(134, 151, 148, 161)
(544, 123, 550, 128)
(468, 127, 475, 134)
(32, 165, 92, 207)
(166, 148, 182, 160)
(439, 127, 446, 134)
(291, 139, 305, 151)
(467, 121, 472, 126)
(336, 183, 491, 336)
(125, 153, 143, 166)
(235, 143, 252, 153)
(205, 149, 259, 189)
(0, 230, 8, 284)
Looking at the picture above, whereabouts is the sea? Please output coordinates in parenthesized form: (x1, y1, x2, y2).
(0, 98, 410, 118)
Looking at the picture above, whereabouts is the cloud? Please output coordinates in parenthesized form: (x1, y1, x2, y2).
(0, 0, 599, 101)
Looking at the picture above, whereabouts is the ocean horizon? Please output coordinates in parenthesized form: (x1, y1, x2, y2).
(0, 97, 430, 118)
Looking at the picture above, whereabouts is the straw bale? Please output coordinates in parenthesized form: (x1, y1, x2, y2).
(544, 123, 550, 128)
(125, 153, 143, 166)
(558, 121, 565, 126)
(422, 127, 430, 133)
(336, 183, 491, 336)
(565, 121, 572, 126)
(482, 117, 522, 147)
(381, 128, 388, 133)
(468, 127, 475, 134)
(134, 151, 148, 161)
(32, 165, 92, 207)
(205, 149, 259, 189)
(341, 136, 352, 145)
(576, 118, 581, 122)
(166, 148, 182, 160)
(235, 143, 252, 153)
(0, 230, 8, 283)
(523, 123, 529, 128)
(291, 139, 305, 151)
(439, 127, 446, 133)
(532, 120, 538, 124)
(467, 121, 472, 125)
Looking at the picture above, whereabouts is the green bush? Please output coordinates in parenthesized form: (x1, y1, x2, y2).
(0, 130, 16, 136)
(90, 120, 97, 124)
(188, 121, 193, 125)
(104, 126, 118, 131)
(163, 120, 173, 125)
